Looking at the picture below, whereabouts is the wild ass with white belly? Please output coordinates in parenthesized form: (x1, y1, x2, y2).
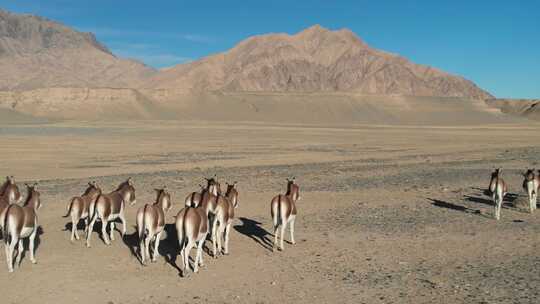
(62, 181, 102, 242)
(270, 177, 301, 251)
(86, 178, 136, 247)
(136, 186, 172, 265)
(489, 168, 508, 220)
(522, 169, 539, 213)
(3, 183, 42, 272)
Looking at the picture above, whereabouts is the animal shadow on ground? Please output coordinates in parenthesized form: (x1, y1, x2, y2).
(160, 223, 182, 274)
(121, 227, 140, 263)
(464, 192, 519, 209)
(234, 217, 273, 251)
(427, 198, 485, 217)
(15, 226, 44, 267)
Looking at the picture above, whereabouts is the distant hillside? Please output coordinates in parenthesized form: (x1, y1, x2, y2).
(144, 25, 493, 100)
(0, 9, 156, 90)
(486, 99, 540, 121)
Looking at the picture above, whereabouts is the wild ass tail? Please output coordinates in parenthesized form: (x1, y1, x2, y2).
(138, 204, 149, 240)
(62, 197, 76, 218)
(176, 209, 187, 251)
(3, 204, 13, 243)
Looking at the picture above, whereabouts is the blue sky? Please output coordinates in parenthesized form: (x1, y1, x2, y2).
(1, 1, 539, 98)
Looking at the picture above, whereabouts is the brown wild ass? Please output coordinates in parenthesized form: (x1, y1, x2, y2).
(86, 178, 136, 247)
(0, 176, 22, 204)
(270, 177, 300, 251)
(136, 187, 172, 264)
(489, 168, 507, 220)
(176, 187, 219, 276)
(213, 181, 239, 256)
(0, 176, 22, 234)
(184, 176, 221, 207)
(62, 181, 102, 242)
(3, 183, 42, 272)
(522, 169, 539, 213)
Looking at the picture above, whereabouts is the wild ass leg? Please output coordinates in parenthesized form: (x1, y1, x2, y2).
(194, 238, 205, 272)
(86, 216, 97, 247)
(152, 232, 162, 262)
(15, 239, 24, 267)
(109, 222, 116, 241)
(101, 219, 111, 245)
(140, 234, 147, 264)
(223, 222, 231, 255)
(279, 220, 288, 250)
(144, 234, 151, 263)
(289, 216, 296, 245)
(29, 229, 37, 264)
(70, 215, 78, 241)
(216, 222, 225, 256)
(272, 225, 279, 252)
(119, 212, 127, 237)
(211, 217, 218, 257)
(183, 240, 195, 276)
(6, 236, 18, 272)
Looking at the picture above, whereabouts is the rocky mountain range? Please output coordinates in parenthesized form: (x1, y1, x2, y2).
(144, 25, 493, 99)
(1, 9, 536, 123)
(0, 9, 156, 90)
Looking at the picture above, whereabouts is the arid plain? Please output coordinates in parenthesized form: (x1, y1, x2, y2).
(0, 120, 539, 304)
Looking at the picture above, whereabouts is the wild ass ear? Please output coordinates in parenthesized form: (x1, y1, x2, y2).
(127, 177, 133, 186)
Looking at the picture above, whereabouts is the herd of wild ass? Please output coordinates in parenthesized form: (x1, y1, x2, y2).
(0, 175, 301, 274)
(0, 168, 537, 274)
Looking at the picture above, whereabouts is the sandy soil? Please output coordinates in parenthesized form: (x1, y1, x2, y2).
(0, 121, 539, 304)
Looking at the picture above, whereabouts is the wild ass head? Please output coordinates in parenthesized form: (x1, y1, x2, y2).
(0, 175, 22, 204)
(205, 175, 221, 196)
(155, 186, 172, 212)
(225, 181, 239, 208)
(83, 181, 102, 197)
(117, 177, 137, 205)
(286, 177, 300, 202)
(24, 183, 41, 211)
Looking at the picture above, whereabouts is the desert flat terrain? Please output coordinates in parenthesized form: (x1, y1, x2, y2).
(0, 121, 540, 304)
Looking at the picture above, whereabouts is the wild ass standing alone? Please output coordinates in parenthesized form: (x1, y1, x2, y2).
(270, 177, 300, 251)
(136, 187, 172, 264)
(0, 176, 22, 233)
(522, 169, 540, 213)
(62, 181, 102, 242)
(3, 183, 42, 272)
(489, 168, 508, 220)
(86, 178, 136, 247)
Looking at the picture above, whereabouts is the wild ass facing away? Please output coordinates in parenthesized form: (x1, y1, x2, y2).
(213, 182, 239, 257)
(270, 178, 301, 251)
(175, 190, 217, 277)
(86, 178, 136, 247)
(489, 169, 508, 220)
(3, 183, 42, 272)
(184, 176, 221, 207)
(522, 169, 540, 213)
(0, 176, 22, 233)
(136, 187, 172, 265)
(62, 181, 102, 242)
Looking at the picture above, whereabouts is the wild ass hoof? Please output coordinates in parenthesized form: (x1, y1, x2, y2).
(31, 259, 37, 264)
(8, 268, 14, 273)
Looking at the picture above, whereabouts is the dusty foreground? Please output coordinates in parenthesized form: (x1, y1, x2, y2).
(0, 121, 540, 304)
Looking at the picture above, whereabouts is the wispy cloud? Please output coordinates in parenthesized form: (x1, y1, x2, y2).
(76, 26, 214, 44)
